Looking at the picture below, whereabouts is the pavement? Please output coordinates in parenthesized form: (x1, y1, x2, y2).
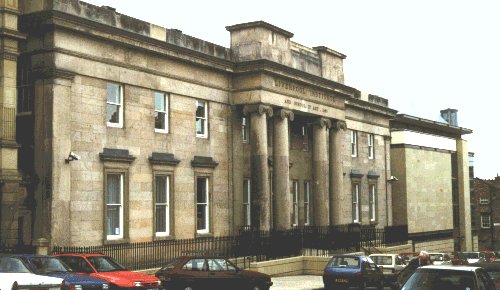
(271, 275, 394, 289)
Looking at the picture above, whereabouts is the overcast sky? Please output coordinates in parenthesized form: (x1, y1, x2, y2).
(83, 0, 499, 179)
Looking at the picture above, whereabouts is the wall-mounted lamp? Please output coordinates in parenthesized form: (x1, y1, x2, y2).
(388, 175, 398, 182)
(65, 151, 81, 163)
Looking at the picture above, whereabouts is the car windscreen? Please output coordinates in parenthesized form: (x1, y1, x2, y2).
(327, 256, 360, 269)
(87, 256, 126, 272)
(160, 257, 186, 271)
(486, 269, 500, 283)
(402, 269, 475, 290)
(0, 257, 31, 273)
(29, 257, 71, 274)
(429, 254, 443, 262)
(371, 256, 393, 266)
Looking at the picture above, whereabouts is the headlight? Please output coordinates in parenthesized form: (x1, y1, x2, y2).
(134, 282, 143, 287)
(102, 284, 109, 290)
(75, 285, 82, 290)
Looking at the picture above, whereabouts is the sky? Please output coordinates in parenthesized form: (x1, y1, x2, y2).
(83, 0, 499, 179)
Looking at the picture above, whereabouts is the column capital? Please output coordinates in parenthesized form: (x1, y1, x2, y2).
(330, 120, 347, 131)
(275, 108, 294, 121)
(313, 117, 331, 129)
(243, 104, 273, 118)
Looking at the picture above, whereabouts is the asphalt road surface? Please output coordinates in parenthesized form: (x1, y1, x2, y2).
(271, 275, 393, 290)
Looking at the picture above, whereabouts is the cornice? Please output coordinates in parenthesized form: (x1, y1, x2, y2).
(32, 66, 75, 80)
(0, 27, 27, 41)
(345, 97, 398, 118)
(390, 143, 455, 154)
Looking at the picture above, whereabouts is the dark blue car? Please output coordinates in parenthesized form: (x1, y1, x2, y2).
(323, 254, 384, 290)
(15, 254, 109, 290)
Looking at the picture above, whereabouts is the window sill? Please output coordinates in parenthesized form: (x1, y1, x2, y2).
(104, 238, 129, 245)
(195, 233, 213, 239)
(154, 235, 175, 241)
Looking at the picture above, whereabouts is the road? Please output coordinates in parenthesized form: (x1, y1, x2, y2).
(271, 275, 393, 290)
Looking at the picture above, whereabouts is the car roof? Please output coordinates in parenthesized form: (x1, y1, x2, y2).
(420, 265, 482, 271)
(56, 253, 106, 257)
(369, 254, 399, 257)
(469, 263, 500, 269)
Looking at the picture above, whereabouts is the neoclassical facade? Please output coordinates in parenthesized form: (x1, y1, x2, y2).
(1, 0, 399, 247)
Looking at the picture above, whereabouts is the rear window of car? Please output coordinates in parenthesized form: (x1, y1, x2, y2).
(327, 256, 360, 269)
(402, 269, 475, 290)
(371, 256, 393, 266)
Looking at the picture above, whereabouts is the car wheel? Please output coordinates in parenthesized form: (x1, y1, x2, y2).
(250, 284, 268, 290)
(182, 286, 194, 290)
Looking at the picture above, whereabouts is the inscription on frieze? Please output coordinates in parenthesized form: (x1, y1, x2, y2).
(273, 78, 335, 104)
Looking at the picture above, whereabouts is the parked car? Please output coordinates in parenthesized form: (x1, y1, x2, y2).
(0, 255, 64, 290)
(401, 265, 496, 290)
(14, 254, 109, 290)
(369, 254, 405, 289)
(399, 252, 419, 264)
(323, 254, 384, 290)
(469, 262, 500, 288)
(155, 256, 273, 290)
(56, 253, 160, 290)
(428, 252, 451, 265)
(460, 251, 482, 264)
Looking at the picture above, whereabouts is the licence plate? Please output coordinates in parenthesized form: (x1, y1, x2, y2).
(335, 278, 348, 283)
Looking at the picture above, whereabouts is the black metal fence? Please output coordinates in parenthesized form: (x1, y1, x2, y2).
(51, 224, 408, 270)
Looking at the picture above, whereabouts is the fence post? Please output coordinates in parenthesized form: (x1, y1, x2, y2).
(32, 238, 49, 255)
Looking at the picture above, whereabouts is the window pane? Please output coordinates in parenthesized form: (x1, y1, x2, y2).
(155, 176, 167, 203)
(155, 93, 165, 111)
(196, 101, 205, 118)
(243, 179, 249, 203)
(197, 178, 207, 203)
(106, 205, 120, 235)
(155, 112, 166, 130)
(107, 83, 120, 103)
(107, 174, 121, 204)
(156, 205, 167, 232)
(197, 204, 207, 230)
(107, 104, 120, 124)
(196, 118, 205, 135)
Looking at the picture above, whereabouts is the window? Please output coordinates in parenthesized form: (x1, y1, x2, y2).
(196, 177, 209, 234)
(242, 117, 249, 143)
(351, 130, 357, 157)
(243, 179, 251, 226)
(106, 173, 124, 240)
(155, 175, 170, 237)
(368, 134, 374, 159)
(304, 181, 311, 226)
(195, 100, 208, 138)
(479, 197, 490, 205)
(291, 180, 299, 226)
(352, 183, 360, 223)
(154, 92, 168, 132)
(481, 214, 491, 228)
(106, 83, 123, 128)
(302, 125, 309, 151)
(369, 184, 376, 222)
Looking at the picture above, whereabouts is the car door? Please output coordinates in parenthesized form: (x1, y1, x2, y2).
(177, 258, 209, 289)
(367, 259, 383, 286)
(206, 258, 240, 290)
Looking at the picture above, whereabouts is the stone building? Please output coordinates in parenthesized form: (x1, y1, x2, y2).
(390, 110, 475, 252)
(0, 0, 400, 247)
(474, 177, 500, 251)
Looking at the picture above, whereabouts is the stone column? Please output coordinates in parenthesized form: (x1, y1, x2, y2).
(0, 0, 25, 246)
(456, 139, 472, 251)
(243, 104, 273, 231)
(312, 118, 331, 226)
(272, 109, 294, 231)
(329, 120, 346, 225)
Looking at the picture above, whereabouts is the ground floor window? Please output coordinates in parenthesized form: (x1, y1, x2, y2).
(352, 183, 360, 223)
(291, 180, 299, 226)
(243, 179, 251, 226)
(369, 184, 376, 222)
(481, 214, 491, 228)
(196, 177, 210, 234)
(106, 173, 124, 240)
(155, 175, 170, 237)
(304, 181, 311, 226)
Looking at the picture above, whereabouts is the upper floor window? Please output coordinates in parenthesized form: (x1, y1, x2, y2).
(368, 134, 374, 159)
(243, 179, 251, 226)
(242, 117, 249, 143)
(302, 125, 309, 151)
(106, 173, 124, 240)
(196, 177, 210, 234)
(479, 197, 490, 205)
(352, 183, 360, 223)
(291, 180, 299, 226)
(154, 92, 168, 133)
(351, 130, 358, 157)
(304, 181, 311, 226)
(154, 175, 170, 237)
(196, 100, 208, 138)
(481, 214, 491, 228)
(369, 184, 376, 222)
(106, 83, 123, 128)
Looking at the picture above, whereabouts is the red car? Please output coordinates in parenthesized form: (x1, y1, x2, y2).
(56, 253, 160, 290)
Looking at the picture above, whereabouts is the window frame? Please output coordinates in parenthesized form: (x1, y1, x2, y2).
(351, 130, 358, 157)
(154, 174, 171, 237)
(291, 180, 299, 226)
(154, 92, 169, 133)
(352, 183, 360, 223)
(242, 116, 249, 143)
(243, 178, 251, 226)
(196, 176, 210, 234)
(479, 197, 490, 205)
(480, 214, 491, 229)
(368, 133, 374, 159)
(302, 125, 309, 151)
(304, 181, 311, 226)
(369, 183, 377, 222)
(105, 171, 126, 241)
(195, 100, 208, 138)
(106, 82, 124, 128)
